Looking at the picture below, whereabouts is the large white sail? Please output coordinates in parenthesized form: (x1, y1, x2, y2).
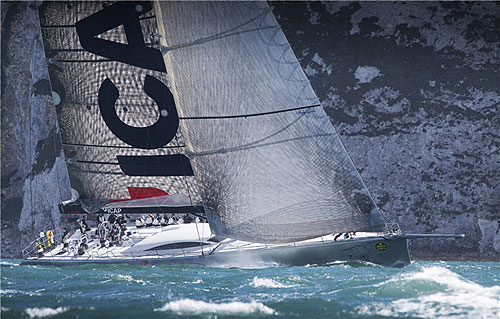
(38, 1, 200, 205)
(155, 1, 385, 243)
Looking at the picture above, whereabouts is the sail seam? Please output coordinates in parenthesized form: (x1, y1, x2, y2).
(179, 104, 320, 120)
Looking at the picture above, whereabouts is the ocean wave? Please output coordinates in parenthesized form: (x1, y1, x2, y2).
(0, 289, 19, 295)
(250, 276, 290, 288)
(183, 279, 203, 284)
(115, 274, 149, 285)
(0, 261, 20, 267)
(359, 266, 500, 319)
(155, 299, 275, 315)
(25, 307, 69, 318)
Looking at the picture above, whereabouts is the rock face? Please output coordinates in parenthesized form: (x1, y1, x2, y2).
(1, 2, 71, 258)
(273, 1, 499, 260)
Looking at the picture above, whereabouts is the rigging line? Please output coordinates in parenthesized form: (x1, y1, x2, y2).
(331, 122, 392, 228)
(63, 142, 186, 149)
(179, 104, 320, 120)
(160, 8, 275, 53)
(161, 25, 278, 53)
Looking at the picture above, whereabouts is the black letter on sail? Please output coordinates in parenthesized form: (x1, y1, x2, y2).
(75, 1, 166, 72)
(98, 75, 178, 149)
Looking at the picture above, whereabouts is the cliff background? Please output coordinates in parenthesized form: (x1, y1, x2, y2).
(274, 1, 499, 260)
(1, 1, 72, 258)
(1, 1, 499, 260)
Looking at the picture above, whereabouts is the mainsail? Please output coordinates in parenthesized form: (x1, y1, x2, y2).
(155, 1, 386, 243)
(38, 1, 201, 209)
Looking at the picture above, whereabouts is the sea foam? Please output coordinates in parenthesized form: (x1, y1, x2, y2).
(250, 276, 290, 288)
(155, 299, 275, 315)
(359, 266, 500, 319)
(115, 274, 148, 285)
(25, 307, 69, 318)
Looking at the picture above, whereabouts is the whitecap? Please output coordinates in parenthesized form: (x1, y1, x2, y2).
(155, 299, 275, 315)
(250, 276, 290, 288)
(0, 261, 20, 266)
(25, 307, 69, 318)
(359, 266, 500, 319)
(1, 306, 9, 311)
(115, 274, 148, 285)
(183, 279, 203, 284)
(0, 289, 18, 295)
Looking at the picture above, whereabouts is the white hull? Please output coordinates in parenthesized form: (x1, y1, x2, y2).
(22, 223, 411, 268)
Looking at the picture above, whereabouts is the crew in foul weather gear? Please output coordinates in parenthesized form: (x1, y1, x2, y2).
(98, 222, 108, 247)
(108, 213, 117, 224)
(152, 213, 161, 226)
(97, 212, 105, 225)
(145, 214, 153, 227)
(160, 213, 168, 226)
(182, 214, 193, 224)
(61, 227, 71, 251)
(46, 230, 55, 248)
(110, 223, 121, 246)
(135, 217, 144, 228)
(168, 214, 178, 225)
(117, 213, 130, 231)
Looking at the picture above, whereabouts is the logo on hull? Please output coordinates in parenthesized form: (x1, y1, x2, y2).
(375, 242, 388, 251)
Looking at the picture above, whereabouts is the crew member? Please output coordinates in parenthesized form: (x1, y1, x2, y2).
(160, 213, 168, 226)
(108, 212, 117, 224)
(117, 212, 130, 231)
(61, 226, 71, 251)
(96, 212, 105, 225)
(152, 213, 161, 226)
(145, 214, 153, 227)
(182, 213, 193, 224)
(135, 216, 144, 228)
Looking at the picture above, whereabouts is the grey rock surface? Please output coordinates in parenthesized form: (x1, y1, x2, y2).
(1, 1, 71, 258)
(273, 1, 499, 260)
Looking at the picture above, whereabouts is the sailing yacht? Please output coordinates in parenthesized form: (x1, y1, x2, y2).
(22, 1, 463, 267)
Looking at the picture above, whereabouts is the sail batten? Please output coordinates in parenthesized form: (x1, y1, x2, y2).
(155, 1, 386, 243)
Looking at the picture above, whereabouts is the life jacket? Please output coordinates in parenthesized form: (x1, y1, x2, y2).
(46, 230, 55, 247)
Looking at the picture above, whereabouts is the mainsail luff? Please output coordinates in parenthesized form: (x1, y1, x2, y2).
(155, 1, 386, 243)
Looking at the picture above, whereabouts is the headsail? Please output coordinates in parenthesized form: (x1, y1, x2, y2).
(38, 1, 201, 209)
(155, 1, 385, 243)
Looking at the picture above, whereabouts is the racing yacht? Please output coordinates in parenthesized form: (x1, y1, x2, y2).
(22, 1, 464, 267)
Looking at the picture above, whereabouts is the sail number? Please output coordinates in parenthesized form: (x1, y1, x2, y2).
(75, 1, 193, 176)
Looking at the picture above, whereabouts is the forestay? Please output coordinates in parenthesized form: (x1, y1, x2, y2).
(155, 1, 386, 243)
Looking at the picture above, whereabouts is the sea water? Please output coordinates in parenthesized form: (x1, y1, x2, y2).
(1, 260, 498, 319)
